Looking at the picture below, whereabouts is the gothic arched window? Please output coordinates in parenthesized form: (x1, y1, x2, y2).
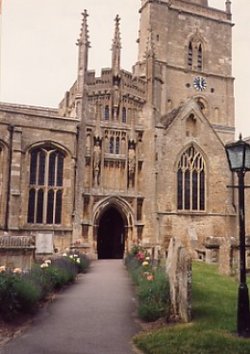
(28, 146, 64, 224)
(177, 145, 205, 211)
(188, 42, 193, 69)
(104, 105, 109, 120)
(197, 44, 203, 71)
(187, 37, 204, 71)
(122, 107, 127, 123)
(115, 137, 120, 154)
(109, 137, 114, 153)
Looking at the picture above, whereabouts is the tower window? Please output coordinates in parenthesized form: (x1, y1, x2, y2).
(188, 42, 193, 69)
(177, 145, 205, 211)
(28, 146, 64, 224)
(197, 44, 203, 71)
(187, 36, 204, 72)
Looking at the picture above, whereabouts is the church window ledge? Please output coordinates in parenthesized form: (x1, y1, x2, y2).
(22, 225, 73, 232)
(104, 153, 126, 160)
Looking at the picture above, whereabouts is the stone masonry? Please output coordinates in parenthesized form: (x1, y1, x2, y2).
(0, 1, 242, 268)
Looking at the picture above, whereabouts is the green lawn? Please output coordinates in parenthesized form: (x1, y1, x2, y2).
(134, 261, 250, 354)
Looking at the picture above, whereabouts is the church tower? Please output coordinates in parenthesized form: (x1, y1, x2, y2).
(131, 0, 236, 254)
(135, 0, 234, 142)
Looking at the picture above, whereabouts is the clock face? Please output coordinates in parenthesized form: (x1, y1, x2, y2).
(193, 76, 207, 92)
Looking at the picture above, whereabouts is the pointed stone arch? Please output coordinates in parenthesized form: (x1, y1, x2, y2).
(175, 144, 207, 211)
(93, 197, 134, 259)
(186, 30, 206, 71)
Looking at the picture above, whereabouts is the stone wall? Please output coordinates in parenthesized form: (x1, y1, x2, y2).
(166, 238, 192, 323)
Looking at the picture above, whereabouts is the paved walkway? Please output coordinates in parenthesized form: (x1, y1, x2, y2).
(0, 260, 140, 354)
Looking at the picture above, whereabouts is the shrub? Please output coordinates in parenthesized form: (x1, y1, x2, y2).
(0, 272, 40, 321)
(0, 272, 20, 321)
(126, 247, 170, 322)
(12, 277, 41, 314)
(76, 254, 91, 273)
(0, 253, 90, 322)
(66, 252, 91, 274)
(137, 268, 170, 322)
(27, 265, 53, 300)
(52, 257, 76, 284)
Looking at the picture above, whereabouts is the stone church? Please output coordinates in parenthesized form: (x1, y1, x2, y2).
(0, 0, 239, 262)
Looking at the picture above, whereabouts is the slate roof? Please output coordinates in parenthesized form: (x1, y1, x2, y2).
(160, 106, 182, 129)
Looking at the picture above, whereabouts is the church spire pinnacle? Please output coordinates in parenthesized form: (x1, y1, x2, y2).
(76, 10, 90, 95)
(112, 15, 121, 77)
(225, 0, 231, 14)
(77, 9, 90, 47)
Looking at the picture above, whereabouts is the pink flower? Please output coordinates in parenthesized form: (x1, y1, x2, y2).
(136, 252, 145, 261)
(146, 274, 154, 281)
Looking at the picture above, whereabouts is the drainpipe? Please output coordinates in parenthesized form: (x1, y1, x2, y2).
(5, 125, 14, 231)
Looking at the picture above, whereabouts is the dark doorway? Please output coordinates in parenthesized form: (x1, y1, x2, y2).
(97, 207, 125, 259)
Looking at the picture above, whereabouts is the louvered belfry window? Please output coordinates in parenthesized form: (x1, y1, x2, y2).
(28, 146, 64, 224)
(177, 145, 205, 211)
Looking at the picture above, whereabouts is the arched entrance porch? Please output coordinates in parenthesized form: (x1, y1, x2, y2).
(97, 207, 125, 259)
(93, 197, 134, 260)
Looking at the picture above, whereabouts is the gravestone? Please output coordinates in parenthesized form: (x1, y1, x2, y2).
(166, 238, 192, 322)
(36, 233, 54, 254)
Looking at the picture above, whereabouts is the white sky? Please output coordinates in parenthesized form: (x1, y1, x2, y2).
(0, 0, 249, 137)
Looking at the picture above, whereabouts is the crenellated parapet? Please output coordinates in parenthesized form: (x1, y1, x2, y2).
(59, 68, 146, 118)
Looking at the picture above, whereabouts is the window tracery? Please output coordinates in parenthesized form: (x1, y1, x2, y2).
(28, 146, 64, 224)
(177, 145, 205, 211)
(187, 33, 204, 71)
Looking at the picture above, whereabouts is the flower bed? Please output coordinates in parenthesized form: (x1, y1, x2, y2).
(0, 252, 90, 322)
(125, 245, 170, 322)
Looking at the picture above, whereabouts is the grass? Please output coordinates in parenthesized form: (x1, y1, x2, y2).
(134, 261, 250, 354)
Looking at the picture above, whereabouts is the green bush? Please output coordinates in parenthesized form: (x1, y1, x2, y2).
(76, 254, 91, 273)
(52, 258, 76, 284)
(137, 269, 170, 322)
(13, 277, 41, 314)
(0, 272, 20, 321)
(138, 301, 165, 322)
(27, 265, 53, 300)
(125, 247, 170, 322)
(0, 272, 40, 321)
(0, 253, 90, 322)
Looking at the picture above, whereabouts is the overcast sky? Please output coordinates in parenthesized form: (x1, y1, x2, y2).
(0, 0, 249, 137)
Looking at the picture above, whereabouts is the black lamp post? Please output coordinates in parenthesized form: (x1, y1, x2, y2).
(225, 135, 250, 337)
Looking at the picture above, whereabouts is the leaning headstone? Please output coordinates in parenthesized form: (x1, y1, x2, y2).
(36, 233, 53, 254)
(166, 238, 192, 322)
